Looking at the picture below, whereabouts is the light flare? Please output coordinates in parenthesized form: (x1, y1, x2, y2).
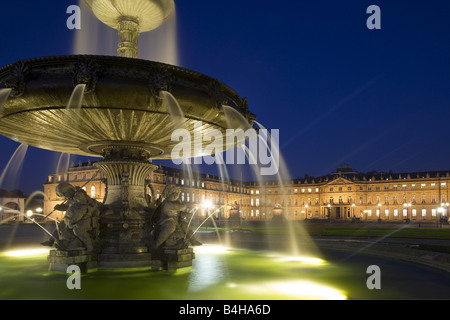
(4, 248, 49, 257)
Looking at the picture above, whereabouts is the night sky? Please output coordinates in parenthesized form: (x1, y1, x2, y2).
(1, 0, 450, 195)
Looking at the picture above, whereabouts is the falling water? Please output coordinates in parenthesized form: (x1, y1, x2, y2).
(254, 120, 320, 257)
(161, 90, 185, 128)
(55, 153, 71, 176)
(0, 143, 28, 191)
(222, 105, 253, 131)
(0, 88, 12, 111)
(67, 84, 86, 110)
(140, 8, 179, 65)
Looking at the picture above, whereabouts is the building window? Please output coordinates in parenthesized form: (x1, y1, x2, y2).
(421, 184, 426, 189)
(421, 209, 427, 217)
(394, 209, 398, 216)
(90, 186, 95, 198)
(255, 199, 260, 206)
(412, 209, 417, 217)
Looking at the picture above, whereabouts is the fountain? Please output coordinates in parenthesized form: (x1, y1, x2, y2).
(0, 0, 255, 272)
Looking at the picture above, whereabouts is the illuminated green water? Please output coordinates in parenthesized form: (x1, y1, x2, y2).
(0, 244, 349, 300)
(2, 242, 450, 300)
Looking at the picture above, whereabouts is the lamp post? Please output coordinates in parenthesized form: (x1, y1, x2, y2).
(202, 200, 212, 228)
(327, 203, 331, 220)
(437, 206, 444, 228)
(403, 202, 411, 222)
(352, 203, 355, 220)
(377, 202, 381, 218)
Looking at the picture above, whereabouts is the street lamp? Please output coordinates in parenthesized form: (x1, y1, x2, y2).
(202, 200, 212, 224)
(377, 203, 382, 223)
(403, 203, 411, 222)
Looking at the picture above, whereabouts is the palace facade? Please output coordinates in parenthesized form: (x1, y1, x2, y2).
(43, 162, 450, 223)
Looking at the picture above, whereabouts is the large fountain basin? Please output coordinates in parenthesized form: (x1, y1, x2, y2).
(0, 55, 255, 158)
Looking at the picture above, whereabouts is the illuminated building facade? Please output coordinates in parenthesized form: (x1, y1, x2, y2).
(44, 163, 449, 223)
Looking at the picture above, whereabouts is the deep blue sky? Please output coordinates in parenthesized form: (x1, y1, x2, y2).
(1, 0, 450, 195)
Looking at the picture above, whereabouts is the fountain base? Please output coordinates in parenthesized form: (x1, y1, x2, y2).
(48, 249, 98, 273)
(150, 247, 195, 270)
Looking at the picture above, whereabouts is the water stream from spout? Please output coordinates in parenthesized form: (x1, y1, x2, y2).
(0, 88, 12, 111)
(0, 143, 28, 191)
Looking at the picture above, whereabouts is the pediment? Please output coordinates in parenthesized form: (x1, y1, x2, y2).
(325, 177, 354, 186)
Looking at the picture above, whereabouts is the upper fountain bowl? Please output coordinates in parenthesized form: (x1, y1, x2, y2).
(0, 55, 256, 158)
(84, 0, 175, 32)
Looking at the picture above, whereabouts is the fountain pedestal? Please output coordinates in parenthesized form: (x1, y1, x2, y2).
(48, 249, 98, 273)
(150, 247, 195, 270)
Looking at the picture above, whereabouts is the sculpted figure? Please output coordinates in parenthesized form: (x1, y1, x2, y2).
(151, 184, 185, 248)
(42, 182, 100, 252)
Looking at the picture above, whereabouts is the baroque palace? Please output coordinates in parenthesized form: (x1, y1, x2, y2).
(43, 162, 450, 223)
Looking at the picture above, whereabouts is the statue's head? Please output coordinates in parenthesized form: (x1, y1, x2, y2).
(56, 183, 76, 199)
(73, 188, 89, 204)
(162, 184, 181, 200)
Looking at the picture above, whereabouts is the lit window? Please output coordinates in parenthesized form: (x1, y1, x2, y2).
(421, 184, 426, 189)
(421, 209, 427, 217)
(90, 186, 95, 198)
(255, 190, 259, 194)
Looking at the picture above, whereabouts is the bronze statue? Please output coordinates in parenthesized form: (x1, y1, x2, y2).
(42, 182, 100, 252)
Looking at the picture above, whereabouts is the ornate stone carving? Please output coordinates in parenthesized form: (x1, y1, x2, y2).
(148, 64, 173, 106)
(73, 59, 99, 93)
(238, 96, 257, 123)
(208, 79, 228, 108)
(2, 60, 30, 97)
